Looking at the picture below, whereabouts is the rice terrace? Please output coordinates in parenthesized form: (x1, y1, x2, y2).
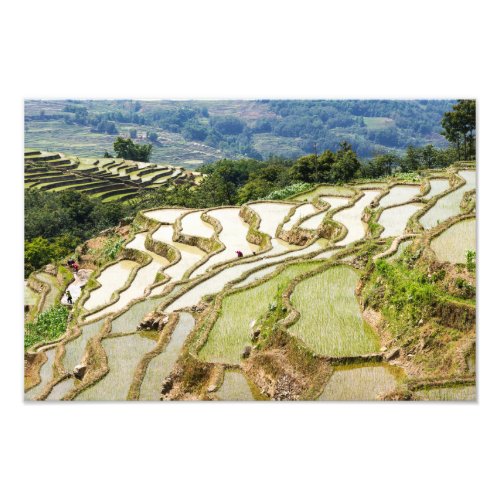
(24, 99, 476, 401)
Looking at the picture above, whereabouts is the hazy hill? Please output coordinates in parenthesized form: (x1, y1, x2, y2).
(25, 99, 454, 168)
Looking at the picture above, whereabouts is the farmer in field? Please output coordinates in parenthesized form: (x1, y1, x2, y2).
(236, 250, 243, 258)
(66, 290, 73, 305)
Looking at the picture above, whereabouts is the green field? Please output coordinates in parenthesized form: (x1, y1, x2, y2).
(199, 261, 323, 364)
(363, 116, 395, 130)
(289, 266, 379, 357)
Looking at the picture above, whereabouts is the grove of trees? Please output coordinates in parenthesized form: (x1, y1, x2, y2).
(46, 99, 460, 160)
(112, 137, 153, 162)
(441, 100, 476, 160)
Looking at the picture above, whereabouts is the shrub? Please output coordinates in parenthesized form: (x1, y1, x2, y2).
(265, 182, 313, 200)
(25, 305, 69, 350)
(466, 250, 476, 272)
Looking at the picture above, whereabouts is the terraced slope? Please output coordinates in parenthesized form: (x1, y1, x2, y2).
(24, 149, 201, 202)
(24, 164, 476, 401)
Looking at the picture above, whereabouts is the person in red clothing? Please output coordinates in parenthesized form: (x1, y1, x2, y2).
(236, 250, 243, 258)
(71, 262, 79, 272)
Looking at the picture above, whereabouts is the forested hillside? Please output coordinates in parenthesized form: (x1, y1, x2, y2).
(25, 99, 454, 167)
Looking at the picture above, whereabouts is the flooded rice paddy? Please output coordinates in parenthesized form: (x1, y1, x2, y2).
(415, 385, 476, 401)
(45, 377, 75, 401)
(300, 196, 350, 230)
(420, 170, 476, 229)
(233, 264, 280, 289)
(332, 190, 380, 245)
(25, 348, 56, 400)
(152, 225, 206, 281)
(84, 260, 138, 311)
(180, 210, 214, 238)
(63, 320, 104, 371)
(378, 203, 423, 238)
(430, 218, 475, 263)
(282, 203, 317, 231)
(247, 202, 295, 238)
(164, 240, 327, 313)
(318, 364, 401, 400)
(143, 208, 189, 224)
(215, 371, 256, 401)
(110, 296, 166, 334)
(378, 185, 421, 207)
(387, 239, 413, 262)
(35, 273, 60, 312)
(87, 234, 170, 320)
(426, 178, 450, 199)
(139, 312, 195, 400)
(76, 333, 156, 401)
(192, 207, 259, 276)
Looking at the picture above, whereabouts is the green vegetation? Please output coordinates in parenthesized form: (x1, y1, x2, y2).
(441, 100, 476, 160)
(199, 262, 322, 364)
(466, 250, 476, 273)
(289, 266, 379, 357)
(318, 364, 401, 401)
(415, 384, 475, 401)
(215, 371, 259, 401)
(264, 182, 313, 200)
(25, 305, 69, 350)
(25, 99, 457, 164)
(112, 137, 153, 162)
(23, 101, 477, 401)
(363, 241, 475, 377)
(430, 218, 476, 264)
(24, 189, 127, 276)
(76, 333, 155, 401)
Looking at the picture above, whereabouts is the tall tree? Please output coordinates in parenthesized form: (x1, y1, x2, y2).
(401, 145, 421, 172)
(441, 100, 476, 160)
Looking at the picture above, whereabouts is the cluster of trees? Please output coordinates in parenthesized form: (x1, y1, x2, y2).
(108, 137, 153, 162)
(90, 118, 118, 135)
(359, 144, 458, 178)
(265, 100, 452, 154)
(24, 134, 470, 278)
(53, 100, 460, 160)
(131, 141, 460, 210)
(441, 100, 476, 160)
(24, 190, 127, 276)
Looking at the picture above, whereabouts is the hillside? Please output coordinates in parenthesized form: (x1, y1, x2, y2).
(24, 162, 476, 401)
(24, 149, 201, 203)
(25, 99, 454, 167)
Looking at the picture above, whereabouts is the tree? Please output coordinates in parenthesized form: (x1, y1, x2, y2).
(25, 237, 54, 276)
(361, 153, 400, 178)
(182, 120, 209, 141)
(147, 131, 159, 143)
(291, 143, 360, 183)
(401, 145, 421, 172)
(197, 171, 237, 206)
(331, 149, 360, 182)
(112, 137, 153, 162)
(211, 116, 245, 135)
(421, 144, 439, 169)
(441, 100, 476, 160)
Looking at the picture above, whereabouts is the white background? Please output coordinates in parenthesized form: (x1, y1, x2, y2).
(1, 1, 498, 499)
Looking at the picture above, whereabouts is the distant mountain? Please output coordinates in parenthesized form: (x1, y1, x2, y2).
(25, 99, 454, 168)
